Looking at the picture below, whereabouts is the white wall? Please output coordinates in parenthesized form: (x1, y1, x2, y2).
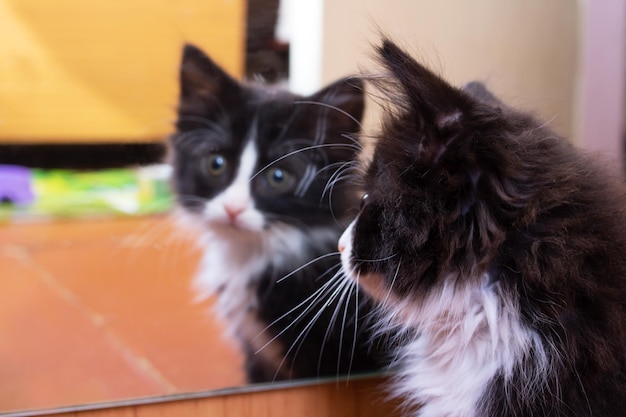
(281, 0, 325, 95)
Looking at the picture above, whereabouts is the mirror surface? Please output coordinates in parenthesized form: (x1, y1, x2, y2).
(0, 0, 592, 414)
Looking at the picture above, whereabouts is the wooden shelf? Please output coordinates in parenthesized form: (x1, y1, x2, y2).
(22, 377, 402, 417)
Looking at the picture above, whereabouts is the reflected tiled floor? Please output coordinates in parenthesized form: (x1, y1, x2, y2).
(0, 216, 245, 413)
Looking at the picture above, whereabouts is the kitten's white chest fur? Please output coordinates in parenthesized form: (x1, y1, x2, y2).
(193, 221, 337, 379)
(340, 220, 548, 417)
(193, 227, 312, 337)
(390, 276, 547, 417)
(187, 139, 339, 373)
(195, 239, 281, 379)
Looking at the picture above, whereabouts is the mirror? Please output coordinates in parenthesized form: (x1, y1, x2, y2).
(1, 0, 614, 415)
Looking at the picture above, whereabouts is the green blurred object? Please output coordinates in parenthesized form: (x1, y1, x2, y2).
(0, 165, 173, 222)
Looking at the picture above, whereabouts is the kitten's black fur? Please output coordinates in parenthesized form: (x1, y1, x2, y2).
(342, 39, 626, 416)
(170, 45, 388, 382)
(173, 44, 360, 223)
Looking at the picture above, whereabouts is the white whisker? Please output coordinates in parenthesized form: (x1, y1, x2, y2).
(253, 275, 345, 353)
(355, 253, 399, 263)
(294, 100, 363, 129)
(336, 281, 356, 379)
(316, 268, 356, 372)
(273, 274, 352, 380)
(321, 161, 359, 200)
(276, 252, 340, 283)
(249, 144, 360, 181)
(381, 258, 402, 308)
(347, 278, 360, 381)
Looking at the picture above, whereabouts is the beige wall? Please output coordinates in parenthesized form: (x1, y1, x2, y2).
(321, 0, 580, 141)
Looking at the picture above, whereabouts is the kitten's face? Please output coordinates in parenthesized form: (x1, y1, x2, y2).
(340, 40, 564, 306)
(170, 45, 364, 239)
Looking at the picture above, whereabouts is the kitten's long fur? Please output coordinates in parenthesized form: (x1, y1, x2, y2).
(340, 39, 626, 417)
(170, 45, 388, 382)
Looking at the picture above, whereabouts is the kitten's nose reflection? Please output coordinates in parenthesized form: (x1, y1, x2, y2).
(224, 205, 244, 222)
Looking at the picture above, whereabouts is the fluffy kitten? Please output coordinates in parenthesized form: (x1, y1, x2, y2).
(339, 39, 626, 417)
(170, 45, 387, 382)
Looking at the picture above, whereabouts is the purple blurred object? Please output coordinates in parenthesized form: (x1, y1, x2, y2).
(0, 165, 35, 205)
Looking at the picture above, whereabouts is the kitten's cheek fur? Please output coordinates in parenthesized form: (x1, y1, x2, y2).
(354, 273, 391, 303)
(339, 221, 389, 302)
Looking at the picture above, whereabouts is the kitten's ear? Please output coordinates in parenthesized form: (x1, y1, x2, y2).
(307, 77, 365, 136)
(179, 44, 241, 112)
(463, 81, 503, 107)
(378, 39, 471, 144)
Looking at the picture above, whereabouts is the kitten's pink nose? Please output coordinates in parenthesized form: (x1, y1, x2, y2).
(224, 205, 244, 221)
(338, 243, 345, 253)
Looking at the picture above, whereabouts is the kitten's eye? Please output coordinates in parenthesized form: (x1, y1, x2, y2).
(205, 154, 228, 176)
(360, 193, 369, 210)
(266, 167, 293, 191)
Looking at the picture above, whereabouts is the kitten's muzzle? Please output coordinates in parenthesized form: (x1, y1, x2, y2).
(224, 204, 244, 222)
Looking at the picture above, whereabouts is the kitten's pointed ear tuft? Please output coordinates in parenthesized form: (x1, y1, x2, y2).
(182, 44, 209, 66)
(377, 39, 469, 135)
(307, 76, 365, 136)
(179, 44, 240, 103)
(463, 81, 503, 107)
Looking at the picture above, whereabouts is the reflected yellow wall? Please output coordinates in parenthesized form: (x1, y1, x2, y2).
(0, 0, 245, 143)
(322, 0, 579, 141)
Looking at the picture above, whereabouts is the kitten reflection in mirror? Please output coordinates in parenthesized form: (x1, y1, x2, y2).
(169, 45, 388, 382)
(339, 39, 626, 416)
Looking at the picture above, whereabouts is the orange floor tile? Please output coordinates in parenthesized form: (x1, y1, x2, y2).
(0, 216, 245, 414)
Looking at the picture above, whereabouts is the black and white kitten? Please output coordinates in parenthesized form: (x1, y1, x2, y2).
(339, 39, 626, 417)
(170, 45, 387, 383)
